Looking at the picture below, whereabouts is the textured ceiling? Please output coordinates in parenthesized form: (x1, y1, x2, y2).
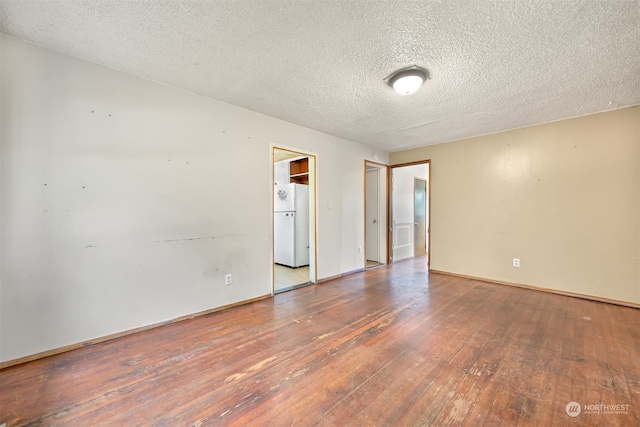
(1, 1, 639, 152)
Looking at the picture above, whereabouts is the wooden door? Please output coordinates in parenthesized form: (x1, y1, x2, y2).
(366, 169, 379, 263)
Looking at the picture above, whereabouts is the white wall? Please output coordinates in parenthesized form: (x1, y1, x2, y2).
(0, 36, 388, 363)
(391, 164, 428, 261)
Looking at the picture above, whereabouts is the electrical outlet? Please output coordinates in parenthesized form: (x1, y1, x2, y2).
(513, 258, 520, 267)
(358, 246, 362, 254)
(225, 274, 232, 285)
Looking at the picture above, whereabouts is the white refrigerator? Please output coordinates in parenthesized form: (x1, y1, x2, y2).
(274, 183, 309, 268)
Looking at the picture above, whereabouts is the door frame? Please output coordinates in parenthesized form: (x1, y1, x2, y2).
(413, 177, 427, 257)
(388, 160, 431, 269)
(364, 160, 388, 268)
(272, 145, 318, 294)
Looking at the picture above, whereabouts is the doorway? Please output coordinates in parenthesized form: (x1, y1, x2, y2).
(389, 161, 430, 267)
(365, 161, 388, 269)
(273, 147, 317, 293)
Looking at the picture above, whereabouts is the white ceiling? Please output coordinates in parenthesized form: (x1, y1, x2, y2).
(1, 1, 638, 152)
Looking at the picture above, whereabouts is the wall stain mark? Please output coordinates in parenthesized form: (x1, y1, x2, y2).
(154, 236, 220, 243)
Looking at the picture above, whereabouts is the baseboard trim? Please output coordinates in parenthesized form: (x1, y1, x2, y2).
(0, 294, 272, 370)
(430, 270, 640, 309)
(318, 267, 366, 284)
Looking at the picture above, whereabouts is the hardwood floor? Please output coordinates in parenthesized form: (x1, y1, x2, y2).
(1, 257, 639, 426)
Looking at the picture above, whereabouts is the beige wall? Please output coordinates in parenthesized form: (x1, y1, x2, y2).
(390, 107, 640, 304)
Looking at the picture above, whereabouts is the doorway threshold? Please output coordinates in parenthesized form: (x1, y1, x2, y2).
(274, 281, 313, 294)
(366, 260, 385, 269)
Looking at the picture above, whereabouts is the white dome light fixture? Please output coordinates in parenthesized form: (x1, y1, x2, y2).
(385, 66, 429, 95)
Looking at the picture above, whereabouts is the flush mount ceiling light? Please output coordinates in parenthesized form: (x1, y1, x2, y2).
(385, 66, 429, 95)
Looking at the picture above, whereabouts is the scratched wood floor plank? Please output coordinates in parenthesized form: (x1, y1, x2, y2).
(1, 256, 639, 426)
